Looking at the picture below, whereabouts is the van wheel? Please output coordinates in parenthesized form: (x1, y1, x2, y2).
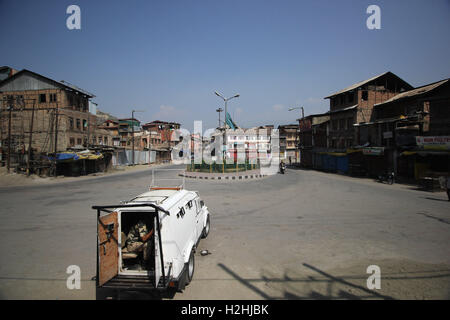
(186, 250, 195, 285)
(201, 215, 210, 239)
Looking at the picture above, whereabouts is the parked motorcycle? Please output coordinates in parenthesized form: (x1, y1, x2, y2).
(378, 172, 395, 185)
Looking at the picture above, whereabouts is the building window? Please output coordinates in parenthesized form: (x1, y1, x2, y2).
(39, 94, 46, 103)
(77, 138, 82, 145)
(49, 93, 57, 102)
(347, 117, 353, 129)
(69, 137, 75, 146)
(332, 120, 338, 131)
(362, 91, 368, 101)
(348, 93, 354, 103)
(346, 139, 353, 148)
(339, 119, 345, 130)
(82, 119, 87, 131)
(68, 117, 74, 129)
(76, 119, 81, 129)
(340, 95, 345, 105)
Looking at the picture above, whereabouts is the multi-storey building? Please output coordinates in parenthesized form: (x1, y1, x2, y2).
(0, 69, 97, 168)
(297, 113, 330, 167)
(278, 124, 299, 164)
(117, 118, 141, 149)
(324, 72, 413, 150)
(142, 120, 181, 148)
(360, 78, 450, 180)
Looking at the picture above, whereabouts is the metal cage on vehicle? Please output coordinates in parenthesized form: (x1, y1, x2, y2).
(92, 203, 171, 291)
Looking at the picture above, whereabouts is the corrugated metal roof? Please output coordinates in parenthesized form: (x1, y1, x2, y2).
(324, 71, 412, 99)
(325, 72, 391, 99)
(374, 79, 449, 107)
(0, 69, 95, 97)
(329, 104, 358, 114)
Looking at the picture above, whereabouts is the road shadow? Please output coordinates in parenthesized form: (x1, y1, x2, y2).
(422, 197, 449, 202)
(217, 263, 394, 300)
(217, 263, 450, 300)
(416, 211, 450, 225)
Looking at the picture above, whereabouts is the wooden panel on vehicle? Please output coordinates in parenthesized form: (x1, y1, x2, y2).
(98, 211, 119, 286)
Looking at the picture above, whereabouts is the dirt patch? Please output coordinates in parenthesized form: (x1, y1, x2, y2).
(0, 164, 166, 187)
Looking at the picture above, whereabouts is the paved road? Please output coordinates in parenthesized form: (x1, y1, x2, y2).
(0, 165, 449, 299)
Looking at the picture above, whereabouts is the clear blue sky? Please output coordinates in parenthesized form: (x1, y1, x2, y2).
(1, 0, 449, 131)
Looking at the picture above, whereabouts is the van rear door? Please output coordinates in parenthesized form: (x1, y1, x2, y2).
(154, 215, 162, 287)
(98, 211, 119, 286)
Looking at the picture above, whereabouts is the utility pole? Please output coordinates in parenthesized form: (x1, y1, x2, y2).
(7, 102, 12, 173)
(131, 109, 144, 165)
(289, 106, 304, 165)
(26, 99, 36, 176)
(87, 101, 97, 149)
(131, 114, 134, 166)
(53, 102, 59, 177)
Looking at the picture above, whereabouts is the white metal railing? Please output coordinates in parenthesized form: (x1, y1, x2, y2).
(150, 168, 186, 189)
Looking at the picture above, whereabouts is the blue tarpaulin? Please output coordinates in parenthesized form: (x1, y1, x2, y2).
(42, 153, 79, 161)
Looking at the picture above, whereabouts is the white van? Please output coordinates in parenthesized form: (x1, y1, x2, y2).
(93, 187, 211, 298)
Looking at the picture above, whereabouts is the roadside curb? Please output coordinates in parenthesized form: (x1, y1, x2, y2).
(179, 171, 268, 181)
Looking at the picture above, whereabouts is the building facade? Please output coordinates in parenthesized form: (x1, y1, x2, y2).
(324, 72, 413, 150)
(278, 124, 299, 164)
(0, 69, 97, 168)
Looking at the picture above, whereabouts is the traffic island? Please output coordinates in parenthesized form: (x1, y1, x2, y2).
(179, 169, 266, 181)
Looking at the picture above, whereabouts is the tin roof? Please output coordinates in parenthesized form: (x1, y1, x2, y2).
(324, 71, 412, 99)
(0, 69, 95, 97)
(374, 79, 449, 107)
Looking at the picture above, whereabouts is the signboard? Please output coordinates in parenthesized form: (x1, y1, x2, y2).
(416, 136, 450, 150)
(362, 147, 384, 156)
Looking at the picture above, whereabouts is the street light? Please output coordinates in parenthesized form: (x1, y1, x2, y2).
(214, 91, 240, 129)
(216, 107, 223, 127)
(214, 91, 240, 160)
(131, 109, 145, 165)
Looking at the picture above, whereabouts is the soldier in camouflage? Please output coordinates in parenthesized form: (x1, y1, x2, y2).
(126, 220, 151, 260)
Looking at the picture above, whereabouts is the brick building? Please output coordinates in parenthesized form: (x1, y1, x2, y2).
(97, 119, 120, 147)
(142, 120, 180, 146)
(324, 72, 413, 150)
(362, 78, 450, 181)
(0, 69, 98, 169)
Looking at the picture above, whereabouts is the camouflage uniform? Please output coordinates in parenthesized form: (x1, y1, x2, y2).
(126, 220, 150, 260)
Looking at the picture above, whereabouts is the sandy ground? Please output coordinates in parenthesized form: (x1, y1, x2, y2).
(0, 163, 169, 187)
